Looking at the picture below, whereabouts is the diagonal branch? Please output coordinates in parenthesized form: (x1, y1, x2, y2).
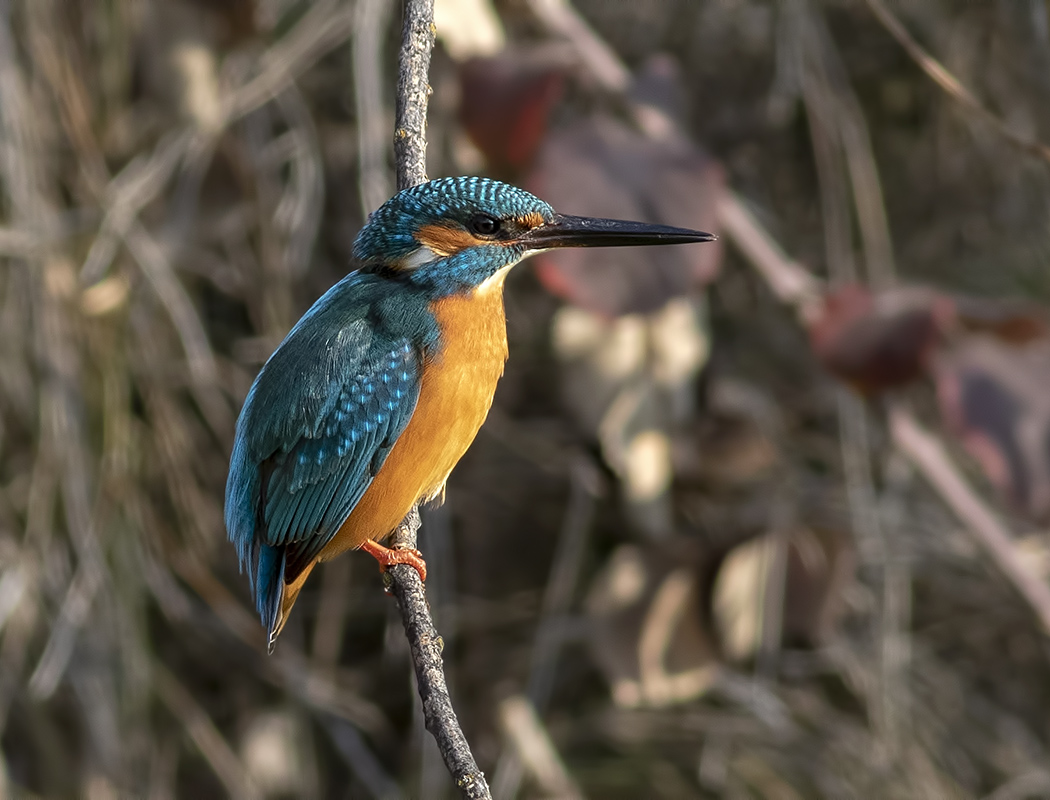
(888, 407, 1050, 634)
(386, 1, 492, 797)
(864, 0, 1050, 165)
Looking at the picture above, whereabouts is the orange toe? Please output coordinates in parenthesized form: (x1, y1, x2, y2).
(359, 538, 428, 582)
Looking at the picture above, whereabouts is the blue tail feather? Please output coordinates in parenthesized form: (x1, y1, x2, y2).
(255, 543, 286, 648)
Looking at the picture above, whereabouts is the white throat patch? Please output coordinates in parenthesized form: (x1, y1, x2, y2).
(476, 263, 515, 295)
(401, 245, 442, 270)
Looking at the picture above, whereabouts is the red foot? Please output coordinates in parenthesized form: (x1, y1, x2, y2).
(360, 539, 428, 583)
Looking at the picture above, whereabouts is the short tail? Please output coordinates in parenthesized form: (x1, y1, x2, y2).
(254, 543, 317, 652)
(254, 544, 286, 651)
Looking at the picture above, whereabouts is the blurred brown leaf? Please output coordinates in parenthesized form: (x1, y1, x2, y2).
(808, 283, 954, 395)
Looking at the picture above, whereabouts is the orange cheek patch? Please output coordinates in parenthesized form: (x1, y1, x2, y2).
(415, 224, 480, 257)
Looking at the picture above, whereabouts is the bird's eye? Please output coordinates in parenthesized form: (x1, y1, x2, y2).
(469, 214, 501, 237)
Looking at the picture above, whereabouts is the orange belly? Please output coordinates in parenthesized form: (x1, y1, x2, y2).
(320, 282, 509, 560)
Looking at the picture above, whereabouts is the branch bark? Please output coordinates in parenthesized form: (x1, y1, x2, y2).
(387, 1, 492, 797)
(394, 0, 435, 191)
(387, 514, 490, 799)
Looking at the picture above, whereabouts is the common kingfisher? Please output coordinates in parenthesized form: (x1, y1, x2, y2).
(225, 176, 714, 647)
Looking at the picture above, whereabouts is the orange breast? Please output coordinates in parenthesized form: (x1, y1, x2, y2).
(320, 282, 510, 559)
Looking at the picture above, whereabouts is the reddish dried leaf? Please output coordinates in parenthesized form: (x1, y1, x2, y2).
(458, 48, 569, 173)
(809, 284, 955, 395)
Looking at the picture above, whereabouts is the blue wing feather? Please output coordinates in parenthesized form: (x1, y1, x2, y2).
(225, 271, 435, 630)
(264, 349, 420, 564)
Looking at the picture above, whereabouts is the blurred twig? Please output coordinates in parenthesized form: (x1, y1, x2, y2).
(524, 456, 599, 708)
(730, 169, 1050, 638)
(0, 0, 113, 715)
(864, 0, 1050, 165)
(491, 455, 598, 798)
(888, 406, 1050, 634)
(320, 714, 405, 800)
(81, 0, 358, 283)
(528, 0, 629, 92)
(153, 662, 256, 800)
(125, 221, 230, 434)
(715, 194, 823, 321)
(722, 184, 1050, 639)
(354, 0, 396, 211)
(792, 1, 896, 289)
(225, 0, 357, 122)
(171, 554, 394, 737)
(497, 696, 583, 800)
(791, 0, 909, 758)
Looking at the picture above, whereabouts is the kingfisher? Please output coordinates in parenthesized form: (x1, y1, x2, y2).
(225, 176, 714, 647)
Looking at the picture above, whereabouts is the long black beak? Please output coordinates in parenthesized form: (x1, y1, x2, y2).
(520, 213, 716, 250)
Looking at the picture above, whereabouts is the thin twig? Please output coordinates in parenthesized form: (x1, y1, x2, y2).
(387, 1, 491, 796)
(864, 0, 1050, 165)
(80, 0, 358, 285)
(393, 0, 436, 191)
(715, 193, 823, 321)
(795, 0, 909, 756)
(730, 183, 1050, 636)
(525, 456, 599, 708)
(795, 2, 896, 289)
(170, 554, 393, 737)
(125, 221, 230, 434)
(415, 503, 458, 797)
(793, 3, 857, 286)
(527, 0, 629, 92)
(723, 195, 1050, 637)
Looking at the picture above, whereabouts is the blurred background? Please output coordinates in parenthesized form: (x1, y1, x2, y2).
(3, 0, 1050, 797)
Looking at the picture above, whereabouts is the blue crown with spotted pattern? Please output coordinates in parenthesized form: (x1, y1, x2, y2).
(352, 177, 555, 266)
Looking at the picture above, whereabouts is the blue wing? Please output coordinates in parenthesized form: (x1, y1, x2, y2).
(225, 272, 433, 632)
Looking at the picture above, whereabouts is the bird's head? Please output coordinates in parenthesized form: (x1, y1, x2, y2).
(352, 176, 714, 295)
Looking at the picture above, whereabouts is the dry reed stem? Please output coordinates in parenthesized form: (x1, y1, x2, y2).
(865, 0, 1050, 165)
